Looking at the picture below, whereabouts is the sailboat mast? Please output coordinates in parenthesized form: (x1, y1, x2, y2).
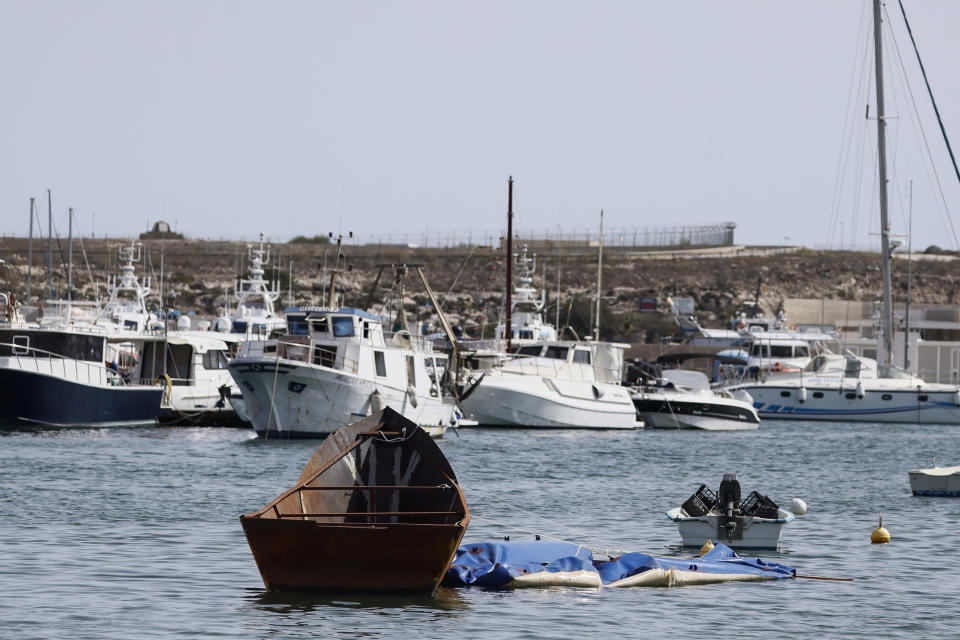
(873, 0, 894, 365)
(506, 176, 514, 352)
(594, 209, 604, 340)
(27, 198, 34, 303)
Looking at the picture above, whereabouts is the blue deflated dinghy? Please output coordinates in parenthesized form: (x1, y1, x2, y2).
(443, 540, 795, 589)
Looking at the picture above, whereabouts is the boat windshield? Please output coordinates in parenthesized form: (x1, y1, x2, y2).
(876, 363, 915, 380)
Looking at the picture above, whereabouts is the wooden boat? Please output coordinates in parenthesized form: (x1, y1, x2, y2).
(239, 407, 470, 594)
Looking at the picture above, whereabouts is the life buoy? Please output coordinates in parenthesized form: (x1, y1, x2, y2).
(771, 362, 783, 373)
(155, 374, 173, 402)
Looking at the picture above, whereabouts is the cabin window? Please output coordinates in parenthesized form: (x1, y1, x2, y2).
(202, 350, 229, 370)
(780, 391, 791, 398)
(771, 345, 793, 358)
(313, 345, 337, 368)
(845, 392, 856, 399)
(518, 330, 533, 340)
(310, 317, 330, 334)
(919, 394, 929, 402)
(363, 322, 370, 339)
(813, 391, 824, 399)
(263, 344, 276, 354)
(572, 349, 591, 364)
(332, 317, 355, 338)
(406, 355, 416, 386)
(545, 346, 569, 360)
(517, 345, 542, 357)
(374, 351, 387, 377)
(795, 346, 809, 358)
(12, 335, 29, 356)
(844, 358, 861, 376)
(287, 315, 309, 335)
(881, 394, 892, 401)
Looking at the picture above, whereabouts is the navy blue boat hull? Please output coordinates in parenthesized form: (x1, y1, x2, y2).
(0, 368, 162, 427)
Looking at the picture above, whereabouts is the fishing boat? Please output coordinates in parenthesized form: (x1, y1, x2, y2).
(213, 239, 287, 339)
(909, 463, 960, 496)
(630, 369, 759, 431)
(666, 474, 794, 550)
(239, 407, 471, 594)
(228, 264, 461, 438)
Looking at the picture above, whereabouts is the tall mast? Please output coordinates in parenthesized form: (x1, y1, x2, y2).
(505, 176, 514, 351)
(27, 198, 34, 303)
(594, 209, 604, 340)
(873, 0, 894, 365)
(67, 208, 73, 304)
(47, 189, 54, 300)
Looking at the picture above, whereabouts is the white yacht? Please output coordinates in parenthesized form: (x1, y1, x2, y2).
(459, 245, 637, 429)
(631, 369, 759, 431)
(227, 305, 459, 438)
(214, 239, 287, 339)
(727, 352, 960, 423)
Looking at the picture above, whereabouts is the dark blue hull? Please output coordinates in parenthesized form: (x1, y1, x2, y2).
(0, 368, 162, 427)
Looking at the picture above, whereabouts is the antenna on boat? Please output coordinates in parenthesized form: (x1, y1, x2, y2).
(27, 197, 34, 304)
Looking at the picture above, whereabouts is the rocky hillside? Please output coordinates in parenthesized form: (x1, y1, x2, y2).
(1, 236, 957, 343)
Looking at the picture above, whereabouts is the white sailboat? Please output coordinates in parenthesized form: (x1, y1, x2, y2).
(726, 1, 960, 424)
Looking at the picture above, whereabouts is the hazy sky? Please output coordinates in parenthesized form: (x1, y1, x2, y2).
(3, 1, 960, 251)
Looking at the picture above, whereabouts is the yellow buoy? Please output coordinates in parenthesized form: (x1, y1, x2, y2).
(700, 539, 715, 555)
(871, 513, 891, 544)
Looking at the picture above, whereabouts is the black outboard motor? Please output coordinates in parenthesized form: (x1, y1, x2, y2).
(717, 473, 741, 542)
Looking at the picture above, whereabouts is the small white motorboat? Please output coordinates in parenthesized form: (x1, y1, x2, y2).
(666, 474, 794, 550)
(909, 464, 960, 497)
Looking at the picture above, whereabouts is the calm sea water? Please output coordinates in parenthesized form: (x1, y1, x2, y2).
(1, 420, 958, 639)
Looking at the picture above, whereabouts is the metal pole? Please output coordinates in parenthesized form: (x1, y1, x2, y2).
(594, 210, 604, 340)
(905, 180, 914, 370)
(505, 177, 513, 352)
(873, 0, 894, 365)
(27, 198, 34, 303)
(47, 189, 54, 300)
(67, 208, 73, 304)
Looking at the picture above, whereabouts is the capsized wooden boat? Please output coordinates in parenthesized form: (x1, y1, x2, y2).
(239, 406, 470, 594)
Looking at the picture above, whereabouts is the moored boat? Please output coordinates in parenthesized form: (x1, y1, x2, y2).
(909, 463, 960, 496)
(239, 407, 470, 594)
(667, 474, 794, 550)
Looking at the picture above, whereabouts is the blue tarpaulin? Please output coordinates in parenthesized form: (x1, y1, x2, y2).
(443, 540, 795, 589)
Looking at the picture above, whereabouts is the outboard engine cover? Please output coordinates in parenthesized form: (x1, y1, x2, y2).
(718, 473, 741, 510)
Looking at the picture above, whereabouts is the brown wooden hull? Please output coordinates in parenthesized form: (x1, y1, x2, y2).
(240, 516, 469, 595)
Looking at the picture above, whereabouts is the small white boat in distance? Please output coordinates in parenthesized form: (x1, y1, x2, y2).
(667, 475, 794, 550)
(631, 369, 759, 431)
(909, 464, 960, 497)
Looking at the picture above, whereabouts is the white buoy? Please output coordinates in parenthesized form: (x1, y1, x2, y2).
(790, 498, 807, 515)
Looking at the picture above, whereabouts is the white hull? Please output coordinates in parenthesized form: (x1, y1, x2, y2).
(643, 412, 758, 431)
(666, 507, 793, 550)
(229, 356, 455, 437)
(735, 380, 960, 423)
(462, 371, 638, 429)
(909, 466, 960, 496)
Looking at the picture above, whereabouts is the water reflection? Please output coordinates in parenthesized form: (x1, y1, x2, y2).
(246, 586, 470, 614)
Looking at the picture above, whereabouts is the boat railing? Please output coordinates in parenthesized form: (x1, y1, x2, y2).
(271, 484, 463, 525)
(271, 337, 362, 375)
(0, 341, 118, 387)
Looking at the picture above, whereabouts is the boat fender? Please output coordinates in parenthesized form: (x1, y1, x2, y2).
(406, 384, 418, 408)
(798, 387, 807, 404)
(369, 389, 385, 413)
(856, 381, 865, 399)
(790, 498, 807, 515)
(699, 540, 714, 555)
